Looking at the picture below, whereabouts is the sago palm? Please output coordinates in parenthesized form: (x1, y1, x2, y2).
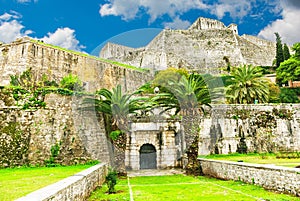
(81, 84, 149, 131)
(151, 73, 211, 115)
(226, 65, 269, 104)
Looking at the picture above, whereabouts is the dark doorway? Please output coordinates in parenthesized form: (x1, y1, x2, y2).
(139, 144, 157, 169)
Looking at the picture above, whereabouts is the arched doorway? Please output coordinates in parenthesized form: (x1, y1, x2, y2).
(139, 144, 157, 169)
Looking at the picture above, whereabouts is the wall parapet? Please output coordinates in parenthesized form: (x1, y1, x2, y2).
(16, 163, 108, 201)
(199, 158, 300, 197)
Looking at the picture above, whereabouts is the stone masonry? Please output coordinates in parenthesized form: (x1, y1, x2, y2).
(198, 104, 300, 155)
(0, 37, 152, 92)
(100, 17, 276, 74)
(125, 120, 183, 170)
(199, 158, 300, 196)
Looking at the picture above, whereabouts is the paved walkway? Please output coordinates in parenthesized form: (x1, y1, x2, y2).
(127, 168, 185, 177)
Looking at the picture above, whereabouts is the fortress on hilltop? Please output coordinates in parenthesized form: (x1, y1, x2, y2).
(2, 16, 300, 176)
(100, 17, 276, 74)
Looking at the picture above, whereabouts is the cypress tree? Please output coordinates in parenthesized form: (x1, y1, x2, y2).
(275, 32, 284, 68)
(283, 43, 291, 61)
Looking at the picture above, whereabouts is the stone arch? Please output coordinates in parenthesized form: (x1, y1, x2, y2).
(139, 144, 157, 169)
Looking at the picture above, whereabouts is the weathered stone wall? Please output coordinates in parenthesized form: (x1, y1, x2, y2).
(199, 104, 300, 155)
(100, 17, 276, 74)
(16, 163, 108, 201)
(0, 92, 113, 167)
(199, 159, 300, 196)
(125, 120, 183, 170)
(188, 17, 226, 30)
(0, 38, 152, 92)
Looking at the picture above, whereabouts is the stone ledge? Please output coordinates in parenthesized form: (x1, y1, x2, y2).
(199, 158, 300, 197)
(16, 163, 108, 201)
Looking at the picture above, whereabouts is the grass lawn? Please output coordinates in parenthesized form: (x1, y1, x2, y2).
(202, 153, 300, 168)
(0, 164, 95, 201)
(89, 174, 299, 201)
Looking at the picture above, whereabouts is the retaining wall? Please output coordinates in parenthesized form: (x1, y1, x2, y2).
(199, 158, 300, 197)
(16, 163, 108, 201)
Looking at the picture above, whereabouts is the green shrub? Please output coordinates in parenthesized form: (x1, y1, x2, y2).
(106, 168, 118, 194)
(59, 74, 83, 91)
(279, 88, 300, 103)
(109, 130, 123, 140)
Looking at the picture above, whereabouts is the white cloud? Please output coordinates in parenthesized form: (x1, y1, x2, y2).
(0, 11, 84, 51)
(209, 0, 254, 19)
(0, 12, 32, 43)
(17, 0, 38, 3)
(99, 0, 266, 28)
(163, 17, 191, 29)
(40, 28, 85, 51)
(258, 1, 300, 45)
(99, 0, 208, 22)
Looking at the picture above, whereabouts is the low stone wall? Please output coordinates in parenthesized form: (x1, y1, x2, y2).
(16, 163, 108, 201)
(199, 159, 300, 197)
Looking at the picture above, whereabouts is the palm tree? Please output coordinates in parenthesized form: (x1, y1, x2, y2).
(151, 73, 212, 174)
(151, 73, 211, 115)
(81, 84, 150, 173)
(226, 65, 269, 104)
(82, 84, 148, 131)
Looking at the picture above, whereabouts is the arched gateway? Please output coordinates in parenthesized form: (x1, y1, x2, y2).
(139, 144, 157, 169)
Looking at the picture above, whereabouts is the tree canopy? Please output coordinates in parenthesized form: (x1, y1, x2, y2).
(226, 65, 269, 104)
(276, 42, 300, 83)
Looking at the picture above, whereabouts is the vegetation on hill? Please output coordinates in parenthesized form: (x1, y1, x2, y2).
(276, 42, 300, 83)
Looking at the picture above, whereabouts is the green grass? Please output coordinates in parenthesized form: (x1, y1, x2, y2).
(89, 177, 130, 201)
(0, 164, 95, 201)
(202, 153, 300, 168)
(89, 174, 299, 201)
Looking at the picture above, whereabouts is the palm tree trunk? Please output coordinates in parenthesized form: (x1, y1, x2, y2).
(181, 109, 202, 175)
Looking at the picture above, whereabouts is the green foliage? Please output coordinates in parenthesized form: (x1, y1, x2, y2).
(275, 32, 284, 68)
(59, 74, 83, 91)
(109, 130, 123, 140)
(268, 82, 280, 103)
(45, 142, 61, 167)
(151, 72, 212, 115)
(81, 85, 150, 132)
(276, 42, 300, 83)
(226, 65, 270, 104)
(220, 75, 234, 87)
(105, 168, 118, 194)
(283, 43, 291, 60)
(152, 67, 189, 88)
(279, 88, 300, 103)
(10, 75, 20, 86)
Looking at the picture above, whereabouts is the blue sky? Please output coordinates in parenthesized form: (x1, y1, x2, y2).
(0, 0, 300, 55)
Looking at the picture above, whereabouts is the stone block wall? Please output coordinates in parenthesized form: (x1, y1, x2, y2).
(198, 104, 300, 155)
(100, 17, 276, 75)
(16, 163, 108, 201)
(125, 120, 183, 170)
(0, 92, 113, 167)
(199, 159, 300, 197)
(0, 38, 152, 92)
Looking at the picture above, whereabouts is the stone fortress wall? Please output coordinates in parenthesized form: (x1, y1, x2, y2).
(0, 37, 152, 92)
(0, 22, 298, 170)
(199, 104, 300, 155)
(0, 37, 152, 168)
(100, 17, 276, 74)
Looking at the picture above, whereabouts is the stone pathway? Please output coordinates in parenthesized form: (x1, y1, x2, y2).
(127, 168, 185, 177)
